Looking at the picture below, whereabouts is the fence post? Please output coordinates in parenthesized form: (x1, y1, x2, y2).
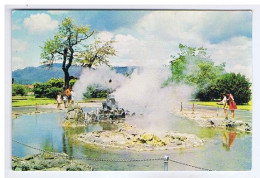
(180, 102, 183, 112)
(164, 155, 169, 171)
(35, 103, 38, 112)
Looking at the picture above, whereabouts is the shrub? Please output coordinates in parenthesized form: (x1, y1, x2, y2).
(215, 73, 251, 104)
(12, 84, 28, 96)
(83, 84, 111, 99)
(33, 78, 76, 98)
(196, 73, 251, 104)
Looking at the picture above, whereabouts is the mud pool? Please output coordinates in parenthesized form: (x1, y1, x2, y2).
(12, 106, 252, 171)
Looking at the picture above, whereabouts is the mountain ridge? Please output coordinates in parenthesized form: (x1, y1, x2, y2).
(12, 64, 137, 84)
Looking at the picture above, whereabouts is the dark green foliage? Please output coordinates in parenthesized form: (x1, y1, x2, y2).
(216, 73, 251, 104)
(196, 73, 251, 104)
(45, 87, 63, 98)
(69, 79, 77, 88)
(195, 84, 218, 101)
(33, 78, 75, 98)
(12, 84, 28, 96)
(83, 84, 111, 99)
(32, 83, 45, 98)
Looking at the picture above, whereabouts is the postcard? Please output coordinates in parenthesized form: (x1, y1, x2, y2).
(5, 5, 260, 178)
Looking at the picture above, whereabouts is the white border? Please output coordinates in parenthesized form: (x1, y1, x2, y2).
(5, 5, 260, 178)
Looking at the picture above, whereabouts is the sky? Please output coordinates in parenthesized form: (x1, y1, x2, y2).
(11, 10, 252, 80)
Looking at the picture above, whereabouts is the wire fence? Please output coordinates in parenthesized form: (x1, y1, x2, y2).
(12, 139, 214, 171)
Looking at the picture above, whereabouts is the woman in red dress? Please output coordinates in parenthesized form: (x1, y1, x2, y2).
(227, 91, 237, 119)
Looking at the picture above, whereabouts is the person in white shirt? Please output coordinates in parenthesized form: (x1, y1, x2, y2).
(56, 92, 62, 109)
(218, 92, 228, 119)
(70, 89, 75, 105)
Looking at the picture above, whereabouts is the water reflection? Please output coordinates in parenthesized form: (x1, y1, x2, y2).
(62, 127, 85, 156)
(43, 138, 55, 152)
(222, 131, 237, 151)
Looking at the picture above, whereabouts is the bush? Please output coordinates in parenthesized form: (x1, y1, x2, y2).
(33, 83, 45, 98)
(12, 84, 28, 96)
(45, 87, 63, 98)
(83, 84, 111, 99)
(196, 73, 251, 104)
(33, 78, 76, 98)
(215, 73, 251, 104)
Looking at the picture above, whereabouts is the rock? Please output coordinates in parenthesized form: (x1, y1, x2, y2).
(12, 154, 93, 171)
(224, 120, 252, 132)
(20, 161, 31, 171)
(140, 133, 154, 142)
(14, 167, 22, 171)
(24, 155, 34, 161)
(77, 123, 203, 151)
(176, 141, 182, 146)
(63, 106, 86, 127)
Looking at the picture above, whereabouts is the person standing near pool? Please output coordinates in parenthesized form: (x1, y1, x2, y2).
(65, 87, 71, 104)
(217, 93, 228, 119)
(218, 92, 228, 119)
(63, 95, 68, 108)
(70, 89, 75, 105)
(56, 92, 62, 109)
(227, 91, 237, 119)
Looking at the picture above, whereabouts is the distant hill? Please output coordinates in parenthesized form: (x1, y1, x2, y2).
(12, 64, 137, 84)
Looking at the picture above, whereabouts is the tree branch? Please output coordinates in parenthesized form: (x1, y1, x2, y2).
(74, 31, 95, 45)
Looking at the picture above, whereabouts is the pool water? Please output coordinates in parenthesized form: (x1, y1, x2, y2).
(12, 107, 252, 171)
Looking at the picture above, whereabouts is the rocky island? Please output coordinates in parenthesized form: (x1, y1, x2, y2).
(78, 122, 203, 151)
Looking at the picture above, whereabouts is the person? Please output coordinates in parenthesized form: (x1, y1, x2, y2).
(218, 92, 228, 119)
(65, 88, 71, 104)
(56, 92, 62, 109)
(70, 89, 75, 105)
(227, 91, 237, 119)
(63, 95, 68, 108)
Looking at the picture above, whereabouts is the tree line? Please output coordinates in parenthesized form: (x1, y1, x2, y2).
(168, 44, 251, 104)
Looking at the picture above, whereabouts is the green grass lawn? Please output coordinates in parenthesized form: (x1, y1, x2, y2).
(12, 96, 106, 107)
(191, 100, 252, 111)
(12, 96, 56, 107)
(82, 98, 106, 102)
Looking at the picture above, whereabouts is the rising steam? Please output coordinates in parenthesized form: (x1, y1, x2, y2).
(73, 65, 194, 134)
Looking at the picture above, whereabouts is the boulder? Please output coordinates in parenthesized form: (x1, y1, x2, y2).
(63, 106, 85, 127)
(12, 154, 93, 171)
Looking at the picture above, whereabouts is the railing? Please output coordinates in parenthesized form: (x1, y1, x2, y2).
(12, 139, 214, 171)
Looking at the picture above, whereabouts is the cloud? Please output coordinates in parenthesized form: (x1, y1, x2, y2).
(12, 39, 29, 53)
(12, 57, 27, 70)
(97, 31, 114, 41)
(110, 11, 252, 79)
(208, 36, 252, 80)
(197, 11, 252, 43)
(12, 56, 39, 71)
(24, 13, 58, 34)
(131, 11, 251, 44)
(110, 34, 171, 67)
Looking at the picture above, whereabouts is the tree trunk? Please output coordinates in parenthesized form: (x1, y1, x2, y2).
(64, 69, 70, 89)
(62, 47, 70, 89)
